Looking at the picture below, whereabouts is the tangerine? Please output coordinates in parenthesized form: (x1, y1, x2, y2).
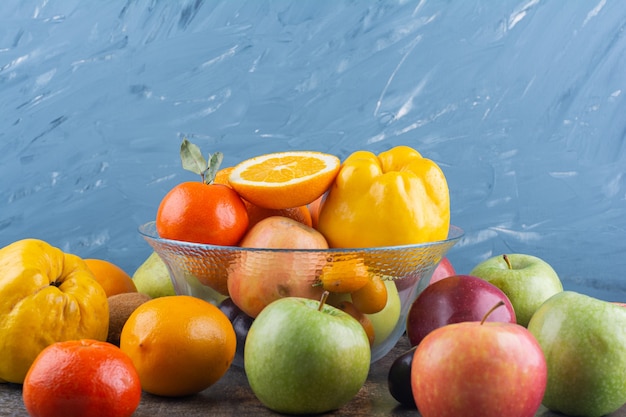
(308, 194, 325, 229)
(228, 151, 340, 210)
(335, 300, 376, 346)
(351, 274, 388, 314)
(84, 258, 137, 297)
(119, 295, 236, 397)
(156, 181, 249, 246)
(319, 258, 371, 293)
(213, 165, 235, 185)
(245, 203, 312, 230)
(22, 339, 141, 417)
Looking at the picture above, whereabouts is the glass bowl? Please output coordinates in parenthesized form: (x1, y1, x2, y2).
(138, 221, 463, 364)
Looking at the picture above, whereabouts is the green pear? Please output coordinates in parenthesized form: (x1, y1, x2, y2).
(528, 291, 626, 417)
(132, 252, 176, 298)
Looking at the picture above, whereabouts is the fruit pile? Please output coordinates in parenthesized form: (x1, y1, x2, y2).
(152, 139, 452, 352)
(389, 255, 626, 417)
(0, 140, 625, 417)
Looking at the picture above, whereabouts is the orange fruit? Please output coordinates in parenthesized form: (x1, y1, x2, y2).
(215, 166, 313, 229)
(351, 274, 388, 314)
(335, 300, 375, 346)
(319, 258, 371, 293)
(23, 339, 141, 417)
(244, 203, 312, 230)
(84, 258, 137, 297)
(308, 194, 325, 229)
(228, 151, 341, 210)
(156, 181, 249, 246)
(213, 165, 235, 185)
(119, 295, 236, 397)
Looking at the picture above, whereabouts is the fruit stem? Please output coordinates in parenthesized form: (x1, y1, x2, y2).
(480, 301, 505, 325)
(318, 291, 330, 311)
(502, 254, 512, 270)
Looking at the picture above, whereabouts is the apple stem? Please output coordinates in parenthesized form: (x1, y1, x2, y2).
(318, 291, 330, 311)
(502, 254, 512, 270)
(480, 301, 505, 325)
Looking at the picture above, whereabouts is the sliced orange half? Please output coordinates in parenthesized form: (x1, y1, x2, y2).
(228, 151, 340, 210)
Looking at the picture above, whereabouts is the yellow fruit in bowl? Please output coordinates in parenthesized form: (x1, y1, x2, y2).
(0, 239, 109, 383)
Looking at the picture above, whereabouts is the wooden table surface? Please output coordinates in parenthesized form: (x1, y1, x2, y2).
(1, 335, 624, 417)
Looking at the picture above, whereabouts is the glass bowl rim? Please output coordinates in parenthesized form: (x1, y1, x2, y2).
(138, 221, 464, 253)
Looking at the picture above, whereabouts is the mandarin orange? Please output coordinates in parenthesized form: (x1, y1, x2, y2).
(23, 339, 141, 417)
(319, 258, 371, 293)
(156, 181, 249, 246)
(351, 274, 388, 314)
(84, 258, 137, 297)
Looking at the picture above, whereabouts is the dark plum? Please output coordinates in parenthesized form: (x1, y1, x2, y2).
(218, 297, 240, 322)
(232, 310, 254, 358)
(387, 346, 417, 407)
(219, 297, 254, 366)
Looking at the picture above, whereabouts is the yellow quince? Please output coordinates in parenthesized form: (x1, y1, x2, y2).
(0, 239, 109, 384)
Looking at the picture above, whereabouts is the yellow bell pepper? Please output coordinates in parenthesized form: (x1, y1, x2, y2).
(0, 239, 109, 384)
(317, 146, 450, 248)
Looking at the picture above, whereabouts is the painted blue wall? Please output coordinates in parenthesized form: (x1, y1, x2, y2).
(1, 1, 624, 300)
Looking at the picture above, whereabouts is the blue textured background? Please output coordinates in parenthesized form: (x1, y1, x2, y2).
(1, 1, 625, 301)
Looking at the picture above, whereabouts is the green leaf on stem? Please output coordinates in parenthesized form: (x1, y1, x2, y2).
(180, 138, 207, 178)
(179, 138, 224, 184)
(205, 151, 224, 184)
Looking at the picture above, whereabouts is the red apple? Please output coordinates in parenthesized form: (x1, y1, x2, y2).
(227, 216, 327, 318)
(406, 275, 516, 346)
(429, 257, 456, 285)
(412, 314, 547, 417)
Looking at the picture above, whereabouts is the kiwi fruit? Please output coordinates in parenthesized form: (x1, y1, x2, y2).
(107, 292, 152, 346)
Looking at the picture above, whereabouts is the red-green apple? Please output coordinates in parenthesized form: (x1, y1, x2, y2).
(227, 217, 328, 318)
(406, 275, 516, 346)
(244, 294, 371, 414)
(469, 254, 562, 326)
(429, 257, 456, 285)
(412, 309, 547, 417)
(528, 291, 626, 417)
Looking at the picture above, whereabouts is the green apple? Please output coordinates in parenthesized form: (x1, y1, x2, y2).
(469, 254, 562, 326)
(244, 295, 371, 414)
(132, 252, 176, 298)
(326, 280, 401, 357)
(528, 291, 626, 417)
